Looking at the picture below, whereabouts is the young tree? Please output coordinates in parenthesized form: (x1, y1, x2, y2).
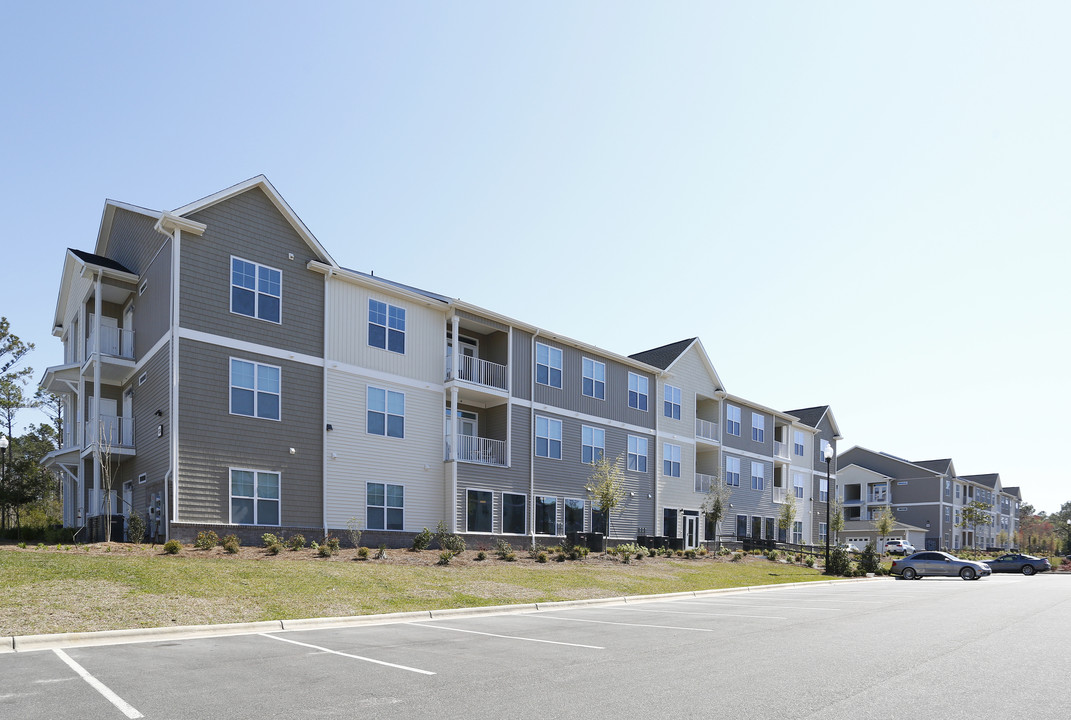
(97, 420, 118, 542)
(585, 455, 626, 538)
(777, 492, 797, 545)
(873, 506, 896, 557)
(958, 500, 993, 549)
(700, 476, 730, 550)
(829, 497, 845, 545)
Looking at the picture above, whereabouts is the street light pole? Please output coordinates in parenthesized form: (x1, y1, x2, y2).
(823, 442, 835, 572)
(0, 435, 8, 532)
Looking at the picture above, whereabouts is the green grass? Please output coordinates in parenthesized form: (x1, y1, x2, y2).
(0, 548, 828, 636)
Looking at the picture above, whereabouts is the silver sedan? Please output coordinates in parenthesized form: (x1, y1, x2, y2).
(891, 551, 992, 581)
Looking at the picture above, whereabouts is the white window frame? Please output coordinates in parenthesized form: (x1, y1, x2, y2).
(229, 358, 281, 421)
(581, 425, 605, 464)
(725, 456, 741, 487)
(535, 495, 557, 535)
(793, 471, 805, 499)
(229, 468, 281, 526)
(535, 415, 562, 459)
(751, 462, 764, 491)
(819, 522, 828, 544)
(726, 404, 741, 436)
(793, 430, 805, 456)
(138, 473, 146, 485)
(368, 298, 406, 354)
(139, 372, 148, 386)
(627, 435, 648, 473)
(664, 443, 681, 478)
(751, 412, 764, 442)
(367, 481, 404, 531)
(502, 492, 527, 535)
(628, 372, 649, 411)
(230, 255, 282, 324)
(582, 357, 605, 400)
(792, 520, 803, 544)
(535, 342, 563, 389)
(466, 487, 494, 534)
(367, 385, 405, 439)
(663, 384, 682, 420)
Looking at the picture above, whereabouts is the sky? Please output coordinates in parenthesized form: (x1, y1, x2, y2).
(1, 2, 1068, 514)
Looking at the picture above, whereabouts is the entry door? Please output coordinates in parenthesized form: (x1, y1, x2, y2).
(122, 305, 134, 357)
(96, 398, 119, 446)
(122, 481, 133, 518)
(90, 315, 120, 355)
(684, 515, 699, 549)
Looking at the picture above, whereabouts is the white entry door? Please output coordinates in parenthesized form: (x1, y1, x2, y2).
(684, 515, 699, 549)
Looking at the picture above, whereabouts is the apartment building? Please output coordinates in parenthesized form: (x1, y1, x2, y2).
(836, 447, 1019, 551)
(41, 176, 842, 547)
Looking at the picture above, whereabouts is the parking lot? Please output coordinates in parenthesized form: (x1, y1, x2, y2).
(3, 573, 1068, 719)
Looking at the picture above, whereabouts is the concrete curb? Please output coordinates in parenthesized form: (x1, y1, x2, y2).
(5, 576, 883, 652)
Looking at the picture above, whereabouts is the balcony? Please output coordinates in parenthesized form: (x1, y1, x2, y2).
(773, 441, 790, 460)
(446, 435, 506, 467)
(866, 494, 888, 504)
(84, 416, 135, 451)
(773, 487, 786, 504)
(695, 473, 716, 493)
(695, 418, 718, 442)
(87, 327, 135, 360)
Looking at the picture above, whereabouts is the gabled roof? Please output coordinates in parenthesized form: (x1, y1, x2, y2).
(783, 404, 843, 439)
(913, 459, 956, 476)
(1003, 486, 1021, 499)
(51, 248, 140, 334)
(340, 266, 452, 305)
(838, 446, 949, 478)
(69, 249, 134, 275)
(628, 338, 697, 369)
(172, 175, 338, 268)
(961, 473, 999, 489)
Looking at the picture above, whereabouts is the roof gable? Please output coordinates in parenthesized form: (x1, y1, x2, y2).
(628, 338, 696, 370)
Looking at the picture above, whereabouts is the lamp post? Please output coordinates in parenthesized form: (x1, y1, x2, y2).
(0, 435, 8, 531)
(823, 442, 835, 572)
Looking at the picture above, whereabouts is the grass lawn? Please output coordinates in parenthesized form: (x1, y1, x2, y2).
(0, 544, 828, 636)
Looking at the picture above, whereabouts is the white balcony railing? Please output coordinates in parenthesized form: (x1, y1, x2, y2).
(87, 327, 135, 360)
(84, 416, 135, 449)
(695, 418, 718, 441)
(867, 493, 888, 504)
(774, 441, 789, 459)
(445, 354, 508, 391)
(773, 487, 787, 504)
(694, 472, 715, 494)
(446, 435, 506, 467)
(88, 489, 120, 517)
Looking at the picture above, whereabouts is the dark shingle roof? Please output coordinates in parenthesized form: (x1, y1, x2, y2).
(961, 473, 999, 489)
(784, 405, 828, 428)
(341, 267, 452, 304)
(1003, 486, 1021, 499)
(913, 459, 953, 474)
(628, 338, 696, 370)
(70, 249, 134, 274)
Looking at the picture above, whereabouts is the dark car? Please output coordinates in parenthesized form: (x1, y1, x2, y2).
(984, 553, 1051, 575)
(890, 551, 991, 581)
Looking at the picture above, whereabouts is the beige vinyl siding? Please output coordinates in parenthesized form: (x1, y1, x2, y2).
(323, 368, 445, 530)
(325, 276, 446, 384)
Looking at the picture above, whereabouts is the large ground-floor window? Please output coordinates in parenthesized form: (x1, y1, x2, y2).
(230, 469, 280, 526)
(565, 498, 584, 534)
(736, 514, 748, 538)
(792, 520, 803, 544)
(368, 482, 404, 530)
(664, 508, 678, 538)
(467, 489, 492, 533)
(502, 493, 526, 534)
(591, 506, 607, 535)
(535, 496, 557, 534)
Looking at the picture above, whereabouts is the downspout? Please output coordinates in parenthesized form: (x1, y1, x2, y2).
(529, 329, 539, 549)
(163, 470, 171, 542)
(170, 228, 181, 533)
(321, 269, 333, 539)
(450, 315, 460, 533)
(92, 272, 102, 526)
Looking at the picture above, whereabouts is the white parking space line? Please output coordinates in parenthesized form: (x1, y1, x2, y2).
(260, 633, 436, 675)
(616, 606, 787, 620)
(408, 623, 605, 649)
(532, 615, 717, 632)
(665, 599, 841, 612)
(745, 594, 884, 604)
(53, 649, 143, 719)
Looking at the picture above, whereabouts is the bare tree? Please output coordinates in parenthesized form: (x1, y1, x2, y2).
(97, 420, 117, 542)
(700, 475, 730, 550)
(874, 506, 896, 557)
(585, 455, 626, 538)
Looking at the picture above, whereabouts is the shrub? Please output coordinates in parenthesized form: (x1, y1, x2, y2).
(17, 542, 26, 549)
(475, 550, 487, 561)
(36, 543, 44, 550)
(127, 512, 147, 544)
(731, 552, 743, 562)
(494, 539, 514, 560)
(357, 546, 370, 560)
(223, 537, 240, 554)
(310, 541, 320, 551)
(262, 533, 279, 548)
(434, 521, 466, 555)
(528, 542, 545, 559)
(503, 551, 516, 561)
(266, 542, 282, 555)
(698, 546, 708, 556)
(826, 545, 852, 576)
(412, 527, 432, 551)
(163, 539, 181, 554)
(195, 530, 219, 550)
(805, 556, 815, 568)
(537, 551, 548, 563)
(858, 542, 880, 574)
(287, 534, 306, 551)
(318, 544, 333, 558)
(345, 517, 362, 549)
(437, 551, 454, 566)
(555, 552, 567, 562)
(325, 536, 341, 554)
(684, 549, 697, 559)
(376, 544, 387, 560)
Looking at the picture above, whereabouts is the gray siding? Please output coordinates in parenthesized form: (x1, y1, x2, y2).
(722, 400, 772, 456)
(180, 187, 325, 356)
(119, 342, 172, 515)
(102, 208, 167, 277)
(511, 329, 532, 401)
(133, 238, 172, 358)
(838, 448, 941, 502)
(176, 338, 323, 527)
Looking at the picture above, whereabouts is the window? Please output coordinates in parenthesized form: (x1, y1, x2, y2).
(818, 438, 830, 462)
(503, 493, 526, 534)
(765, 517, 775, 541)
(726, 405, 741, 436)
(725, 456, 740, 486)
(230, 359, 280, 420)
(793, 472, 805, 499)
(736, 514, 748, 538)
(368, 299, 405, 354)
(535, 496, 557, 534)
(536, 416, 562, 459)
(665, 509, 679, 538)
(955, 484, 961, 499)
(582, 426, 605, 464)
(819, 523, 828, 544)
(751, 412, 764, 442)
(663, 385, 681, 420)
(536, 343, 562, 388)
(582, 358, 605, 399)
(231, 257, 281, 323)
(591, 505, 607, 535)
(565, 498, 585, 534)
(820, 478, 828, 502)
(628, 372, 648, 411)
(792, 521, 803, 544)
(138, 473, 146, 485)
(367, 386, 404, 438)
(367, 482, 404, 530)
(751, 462, 765, 491)
(627, 435, 648, 472)
(794, 430, 805, 456)
(664, 444, 681, 478)
(467, 489, 492, 533)
(230, 469, 280, 526)
(944, 506, 952, 522)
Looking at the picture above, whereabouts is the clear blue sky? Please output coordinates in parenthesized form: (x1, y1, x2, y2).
(2, 2, 1068, 514)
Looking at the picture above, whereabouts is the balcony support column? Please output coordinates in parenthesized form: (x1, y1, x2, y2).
(91, 272, 102, 511)
(449, 386, 459, 533)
